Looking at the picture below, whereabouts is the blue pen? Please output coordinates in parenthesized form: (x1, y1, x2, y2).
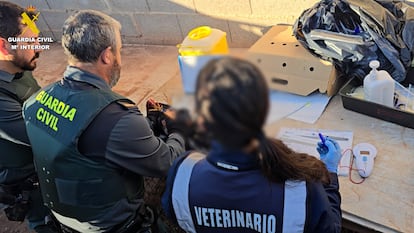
(318, 132, 326, 146)
(318, 132, 328, 152)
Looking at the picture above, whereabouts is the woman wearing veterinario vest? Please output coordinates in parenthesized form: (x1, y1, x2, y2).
(162, 57, 342, 233)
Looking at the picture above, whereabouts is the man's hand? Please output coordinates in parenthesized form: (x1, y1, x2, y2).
(146, 98, 192, 137)
(146, 98, 170, 137)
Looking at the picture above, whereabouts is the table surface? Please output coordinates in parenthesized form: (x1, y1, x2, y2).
(265, 95, 414, 233)
(167, 50, 414, 232)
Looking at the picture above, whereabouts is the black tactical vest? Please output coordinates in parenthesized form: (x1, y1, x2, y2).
(0, 72, 40, 181)
(23, 83, 136, 220)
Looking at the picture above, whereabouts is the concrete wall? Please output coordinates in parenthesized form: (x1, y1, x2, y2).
(13, 0, 319, 47)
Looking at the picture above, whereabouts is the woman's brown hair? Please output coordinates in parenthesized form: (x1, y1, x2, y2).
(195, 57, 330, 184)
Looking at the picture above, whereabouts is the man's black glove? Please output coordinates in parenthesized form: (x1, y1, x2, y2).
(146, 99, 170, 137)
(146, 99, 193, 137)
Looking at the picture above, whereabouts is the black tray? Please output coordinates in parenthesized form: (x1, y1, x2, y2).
(339, 77, 414, 129)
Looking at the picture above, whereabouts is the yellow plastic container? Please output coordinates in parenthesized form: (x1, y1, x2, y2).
(178, 26, 229, 56)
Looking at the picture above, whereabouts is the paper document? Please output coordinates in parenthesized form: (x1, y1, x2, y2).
(173, 91, 331, 125)
(277, 128, 354, 176)
(266, 91, 331, 124)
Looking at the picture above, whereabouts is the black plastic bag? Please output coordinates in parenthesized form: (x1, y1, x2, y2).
(293, 0, 414, 82)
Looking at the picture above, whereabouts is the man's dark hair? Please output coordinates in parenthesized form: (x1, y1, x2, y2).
(62, 10, 121, 63)
(0, 1, 25, 39)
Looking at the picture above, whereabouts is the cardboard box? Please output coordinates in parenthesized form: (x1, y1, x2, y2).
(246, 24, 343, 96)
(340, 77, 414, 129)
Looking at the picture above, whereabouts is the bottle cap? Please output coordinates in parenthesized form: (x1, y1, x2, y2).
(369, 60, 380, 70)
(188, 26, 212, 40)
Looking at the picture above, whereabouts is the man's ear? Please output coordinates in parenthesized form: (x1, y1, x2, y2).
(100, 46, 113, 65)
(0, 38, 10, 56)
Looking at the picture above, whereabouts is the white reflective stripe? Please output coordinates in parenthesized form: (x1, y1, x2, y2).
(283, 180, 307, 233)
(172, 153, 205, 233)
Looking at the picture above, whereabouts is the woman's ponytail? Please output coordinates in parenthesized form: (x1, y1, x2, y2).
(258, 137, 330, 184)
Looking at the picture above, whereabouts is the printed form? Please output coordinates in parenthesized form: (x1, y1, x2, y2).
(277, 127, 354, 176)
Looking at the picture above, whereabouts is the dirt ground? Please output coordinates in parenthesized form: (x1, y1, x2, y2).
(0, 212, 33, 233)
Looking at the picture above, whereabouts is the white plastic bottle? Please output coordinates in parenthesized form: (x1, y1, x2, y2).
(363, 60, 395, 107)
